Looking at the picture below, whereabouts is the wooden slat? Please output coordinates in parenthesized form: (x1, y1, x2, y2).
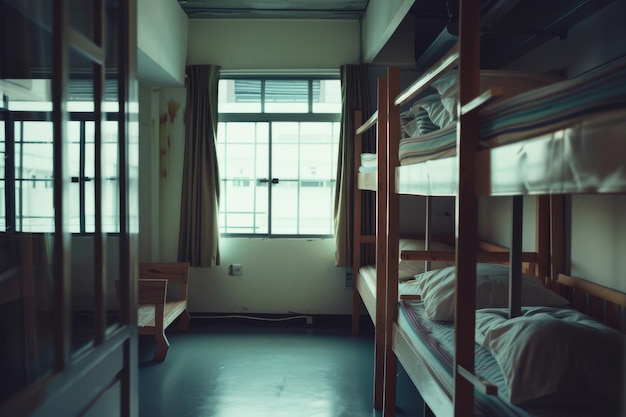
(460, 87, 503, 115)
(139, 262, 189, 300)
(556, 273, 626, 307)
(606, 303, 621, 329)
(137, 279, 167, 305)
(162, 301, 187, 329)
(401, 250, 537, 264)
(395, 43, 460, 107)
(556, 273, 626, 329)
(587, 294, 603, 322)
(139, 262, 189, 283)
(399, 294, 422, 301)
(456, 366, 498, 396)
(356, 110, 378, 135)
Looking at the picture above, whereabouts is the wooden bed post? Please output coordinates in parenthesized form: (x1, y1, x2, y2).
(535, 195, 550, 283)
(352, 110, 363, 336)
(509, 196, 523, 318)
(374, 77, 389, 410)
(383, 66, 401, 417)
(550, 195, 567, 288)
(454, 0, 481, 415)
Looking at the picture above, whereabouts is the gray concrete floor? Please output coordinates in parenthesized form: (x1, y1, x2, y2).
(138, 317, 423, 417)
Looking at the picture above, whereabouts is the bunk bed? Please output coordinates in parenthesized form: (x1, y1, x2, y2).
(351, 78, 456, 410)
(351, 73, 545, 413)
(372, 1, 626, 416)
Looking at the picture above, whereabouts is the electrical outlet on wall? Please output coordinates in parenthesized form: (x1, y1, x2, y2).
(229, 263, 243, 275)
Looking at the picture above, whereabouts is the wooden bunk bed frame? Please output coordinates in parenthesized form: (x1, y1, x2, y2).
(351, 76, 391, 410)
(352, 69, 548, 413)
(353, 0, 626, 417)
(368, 1, 626, 416)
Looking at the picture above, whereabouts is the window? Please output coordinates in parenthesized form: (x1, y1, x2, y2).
(0, 100, 120, 233)
(217, 78, 341, 237)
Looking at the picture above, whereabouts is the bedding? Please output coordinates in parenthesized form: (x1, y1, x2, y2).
(430, 70, 562, 128)
(398, 300, 624, 417)
(398, 55, 626, 165)
(475, 306, 625, 408)
(413, 263, 569, 321)
(360, 152, 376, 168)
(357, 152, 377, 189)
(409, 93, 453, 130)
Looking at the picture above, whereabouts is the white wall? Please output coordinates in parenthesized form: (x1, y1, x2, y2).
(138, 85, 160, 262)
(137, 0, 188, 86)
(501, 1, 626, 291)
(189, 239, 350, 314)
(571, 195, 626, 293)
(187, 19, 361, 69)
(142, 85, 350, 315)
(138, 17, 363, 315)
(478, 196, 538, 253)
(361, 0, 415, 62)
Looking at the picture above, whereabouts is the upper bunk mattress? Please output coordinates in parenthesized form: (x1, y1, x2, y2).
(398, 55, 626, 166)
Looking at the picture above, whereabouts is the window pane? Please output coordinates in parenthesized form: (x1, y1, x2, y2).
(271, 181, 298, 234)
(83, 121, 120, 233)
(103, 122, 120, 233)
(313, 80, 341, 113)
(67, 121, 82, 232)
(217, 122, 269, 234)
(300, 182, 334, 234)
(17, 122, 54, 232)
(265, 80, 308, 113)
(219, 80, 261, 113)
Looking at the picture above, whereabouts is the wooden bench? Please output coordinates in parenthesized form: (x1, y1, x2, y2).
(136, 262, 191, 361)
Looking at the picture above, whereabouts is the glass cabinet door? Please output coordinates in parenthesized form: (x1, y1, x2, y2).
(0, 0, 138, 415)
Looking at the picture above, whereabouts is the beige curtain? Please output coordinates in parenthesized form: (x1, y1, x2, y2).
(178, 65, 221, 267)
(333, 64, 374, 266)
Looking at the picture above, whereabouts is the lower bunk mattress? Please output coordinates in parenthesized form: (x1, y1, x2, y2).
(397, 300, 624, 417)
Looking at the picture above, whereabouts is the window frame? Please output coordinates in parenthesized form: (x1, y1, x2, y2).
(217, 75, 341, 239)
(1, 109, 120, 235)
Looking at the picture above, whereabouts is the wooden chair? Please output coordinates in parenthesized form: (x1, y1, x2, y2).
(136, 262, 191, 361)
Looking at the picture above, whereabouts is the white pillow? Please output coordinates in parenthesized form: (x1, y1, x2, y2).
(398, 239, 455, 281)
(415, 263, 569, 321)
(410, 107, 439, 135)
(475, 306, 625, 407)
(431, 70, 562, 126)
(410, 93, 454, 129)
